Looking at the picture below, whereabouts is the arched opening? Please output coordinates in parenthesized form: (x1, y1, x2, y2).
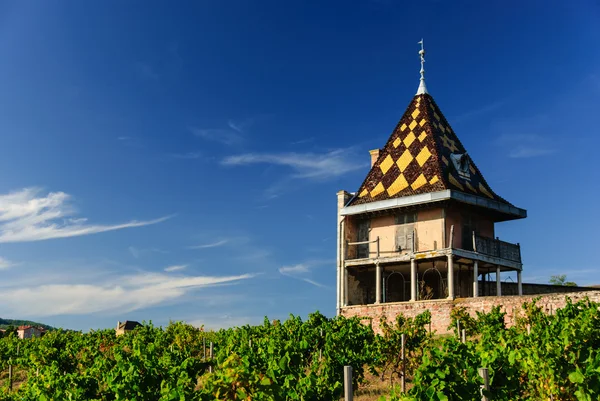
(384, 271, 408, 303)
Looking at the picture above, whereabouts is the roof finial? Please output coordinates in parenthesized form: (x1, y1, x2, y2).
(416, 39, 428, 95)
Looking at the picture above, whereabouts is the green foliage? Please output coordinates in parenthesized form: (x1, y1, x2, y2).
(447, 306, 476, 336)
(0, 318, 54, 331)
(2, 298, 600, 401)
(549, 274, 578, 287)
(374, 310, 431, 383)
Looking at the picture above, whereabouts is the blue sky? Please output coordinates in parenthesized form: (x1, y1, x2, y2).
(0, 1, 599, 331)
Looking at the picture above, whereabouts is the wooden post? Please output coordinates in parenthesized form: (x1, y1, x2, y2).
(496, 266, 502, 296)
(375, 262, 382, 304)
(449, 225, 454, 248)
(209, 342, 214, 373)
(517, 270, 523, 296)
(410, 259, 417, 302)
(478, 368, 490, 401)
(376, 236, 380, 258)
(473, 260, 479, 298)
(401, 334, 406, 393)
(472, 231, 477, 252)
(249, 339, 252, 348)
(8, 364, 13, 391)
(203, 337, 206, 359)
(527, 324, 531, 335)
(344, 366, 353, 401)
(447, 254, 455, 299)
(461, 329, 466, 344)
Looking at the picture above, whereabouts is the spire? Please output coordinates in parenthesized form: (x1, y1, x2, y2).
(416, 39, 428, 95)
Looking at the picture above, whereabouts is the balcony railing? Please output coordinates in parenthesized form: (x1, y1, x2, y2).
(344, 227, 521, 264)
(473, 233, 521, 263)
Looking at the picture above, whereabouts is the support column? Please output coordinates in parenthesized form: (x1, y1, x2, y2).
(496, 266, 502, 296)
(375, 262, 382, 304)
(517, 270, 523, 296)
(343, 267, 348, 306)
(447, 255, 454, 299)
(473, 260, 479, 298)
(410, 259, 417, 301)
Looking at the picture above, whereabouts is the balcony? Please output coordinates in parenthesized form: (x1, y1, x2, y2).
(473, 234, 521, 263)
(345, 229, 521, 265)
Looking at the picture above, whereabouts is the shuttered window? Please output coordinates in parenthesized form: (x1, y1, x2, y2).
(395, 212, 417, 251)
(357, 220, 370, 259)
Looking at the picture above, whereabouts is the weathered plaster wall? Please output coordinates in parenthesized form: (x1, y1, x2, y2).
(363, 207, 444, 257)
(415, 208, 444, 252)
(444, 207, 495, 249)
(369, 215, 397, 257)
(341, 290, 600, 335)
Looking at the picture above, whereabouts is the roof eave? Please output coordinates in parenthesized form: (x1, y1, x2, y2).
(340, 189, 526, 220)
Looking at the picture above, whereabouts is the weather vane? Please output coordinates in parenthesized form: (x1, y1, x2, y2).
(416, 39, 428, 95)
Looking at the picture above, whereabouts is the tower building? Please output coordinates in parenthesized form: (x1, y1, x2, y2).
(336, 41, 527, 313)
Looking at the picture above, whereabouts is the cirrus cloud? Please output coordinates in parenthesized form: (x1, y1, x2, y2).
(0, 188, 171, 243)
(0, 271, 256, 317)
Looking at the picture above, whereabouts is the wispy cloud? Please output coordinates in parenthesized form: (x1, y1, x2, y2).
(189, 239, 229, 249)
(117, 136, 131, 141)
(0, 271, 256, 317)
(190, 127, 243, 146)
(169, 151, 204, 160)
(0, 188, 172, 243)
(0, 257, 15, 270)
(452, 100, 507, 124)
(227, 118, 257, 134)
(278, 260, 332, 288)
(495, 133, 556, 159)
(290, 137, 315, 145)
(222, 149, 365, 180)
(493, 114, 557, 159)
(507, 146, 556, 158)
(164, 264, 187, 272)
(279, 264, 310, 275)
(128, 246, 168, 259)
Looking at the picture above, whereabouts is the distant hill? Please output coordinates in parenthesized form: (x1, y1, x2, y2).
(0, 318, 55, 331)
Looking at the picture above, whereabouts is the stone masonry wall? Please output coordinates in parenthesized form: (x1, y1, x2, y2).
(340, 290, 600, 335)
(482, 282, 598, 296)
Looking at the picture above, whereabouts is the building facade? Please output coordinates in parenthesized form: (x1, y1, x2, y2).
(336, 43, 527, 315)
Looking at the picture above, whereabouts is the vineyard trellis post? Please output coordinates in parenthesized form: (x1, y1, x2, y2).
(478, 368, 490, 401)
(461, 329, 466, 344)
(400, 333, 406, 393)
(209, 342, 214, 373)
(8, 363, 12, 392)
(344, 365, 353, 401)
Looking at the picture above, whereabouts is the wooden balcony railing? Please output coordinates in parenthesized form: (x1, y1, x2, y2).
(473, 233, 521, 263)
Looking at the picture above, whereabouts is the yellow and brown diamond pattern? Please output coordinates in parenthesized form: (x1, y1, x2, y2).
(351, 93, 512, 207)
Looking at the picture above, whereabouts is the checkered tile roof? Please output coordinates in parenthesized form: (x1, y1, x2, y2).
(350, 94, 511, 206)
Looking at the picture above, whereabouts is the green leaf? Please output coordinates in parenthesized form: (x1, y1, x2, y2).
(436, 391, 449, 401)
(569, 370, 585, 384)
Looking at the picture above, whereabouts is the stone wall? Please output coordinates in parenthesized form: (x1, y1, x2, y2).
(340, 290, 600, 335)
(482, 282, 597, 296)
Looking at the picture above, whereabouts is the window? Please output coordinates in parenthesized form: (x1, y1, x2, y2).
(357, 220, 370, 259)
(450, 153, 471, 179)
(395, 212, 417, 225)
(395, 212, 417, 251)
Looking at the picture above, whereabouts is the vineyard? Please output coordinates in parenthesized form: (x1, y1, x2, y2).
(1, 297, 599, 400)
